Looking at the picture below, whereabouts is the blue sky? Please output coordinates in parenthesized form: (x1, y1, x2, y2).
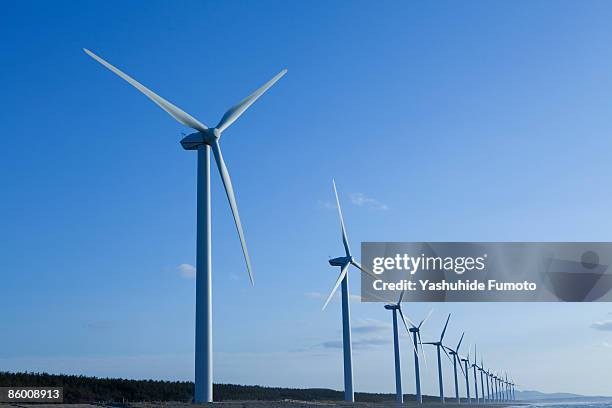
(1, 0, 612, 397)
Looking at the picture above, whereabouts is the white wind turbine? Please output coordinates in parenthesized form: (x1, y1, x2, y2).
(84, 49, 286, 403)
(405, 310, 433, 404)
(322, 180, 377, 402)
(444, 332, 465, 403)
(423, 313, 452, 403)
(383, 291, 417, 404)
(460, 346, 472, 403)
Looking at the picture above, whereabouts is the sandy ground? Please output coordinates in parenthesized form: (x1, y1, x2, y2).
(0, 402, 522, 408)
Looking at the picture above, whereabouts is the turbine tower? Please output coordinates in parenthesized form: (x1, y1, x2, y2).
(423, 313, 452, 403)
(383, 291, 415, 404)
(444, 332, 465, 403)
(84, 49, 286, 403)
(460, 348, 471, 403)
(405, 310, 433, 404)
(322, 180, 377, 402)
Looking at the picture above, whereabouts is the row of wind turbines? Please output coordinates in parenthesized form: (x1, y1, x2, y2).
(323, 182, 518, 404)
(85, 48, 518, 404)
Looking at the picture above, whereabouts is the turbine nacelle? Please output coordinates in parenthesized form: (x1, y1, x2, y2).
(329, 255, 353, 267)
(180, 129, 221, 150)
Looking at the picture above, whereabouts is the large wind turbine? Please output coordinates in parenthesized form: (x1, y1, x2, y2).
(383, 291, 415, 404)
(84, 49, 286, 403)
(406, 310, 433, 404)
(322, 180, 377, 402)
(423, 314, 452, 403)
(445, 332, 465, 403)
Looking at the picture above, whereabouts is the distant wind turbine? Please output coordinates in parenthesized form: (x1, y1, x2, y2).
(460, 347, 472, 403)
(505, 373, 511, 402)
(84, 49, 286, 403)
(322, 180, 378, 402)
(383, 291, 416, 404)
(406, 310, 433, 404)
(444, 332, 465, 403)
(479, 357, 488, 403)
(471, 345, 480, 404)
(487, 369, 494, 402)
(423, 313, 452, 403)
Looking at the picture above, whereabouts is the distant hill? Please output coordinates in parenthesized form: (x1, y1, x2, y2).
(0, 372, 442, 404)
(516, 389, 612, 401)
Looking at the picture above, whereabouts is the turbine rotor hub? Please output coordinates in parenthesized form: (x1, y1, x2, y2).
(180, 129, 221, 150)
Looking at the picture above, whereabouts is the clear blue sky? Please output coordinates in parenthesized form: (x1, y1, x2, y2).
(1, 0, 611, 397)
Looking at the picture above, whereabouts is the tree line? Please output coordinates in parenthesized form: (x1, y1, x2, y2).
(0, 371, 437, 403)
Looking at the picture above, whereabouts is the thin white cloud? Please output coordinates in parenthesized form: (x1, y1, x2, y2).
(317, 200, 336, 210)
(603, 341, 612, 348)
(304, 291, 324, 299)
(352, 318, 391, 334)
(349, 192, 388, 210)
(177, 263, 196, 279)
(318, 319, 394, 350)
(304, 291, 363, 303)
(591, 319, 612, 331)
(322, 337, 390, 349)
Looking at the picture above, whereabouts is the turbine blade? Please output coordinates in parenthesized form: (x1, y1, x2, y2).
(442, 345, 453, 364)
(350, 260, 377, 280)
(397, 308, 417, 354)
(457, 332, 465, 351)
(399, 308, 418, 328)
(440, 313, 451, 341)
(216, 69, 287, 133)
(83, 48, 208, 132)
(418, 331, 428, 369)
(418, 309, 434, 329)
(322, 263, 350, 310)
(332, 180, 351, 257)
(210, 140, 253, 285)
(457, 356, 466, 377)
(397, 289, 405, 305)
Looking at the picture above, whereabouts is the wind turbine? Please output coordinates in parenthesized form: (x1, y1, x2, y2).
(505, 373, 511, 402)
(490, 372, 498, 402)
(488, 370, 495, 402)
(494, 373, 500, 402)
(383, 291, 415, 404)
(423, 313, 452, 403)
(479, 357, 489, 403)
(84, 49, 286, 403)
(460, 347, 471, 403)
(405, 310, 433, 404)
(471, 345, 480, 404)
(322, 180, 377, 402)
(444, 332, 465, 403)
